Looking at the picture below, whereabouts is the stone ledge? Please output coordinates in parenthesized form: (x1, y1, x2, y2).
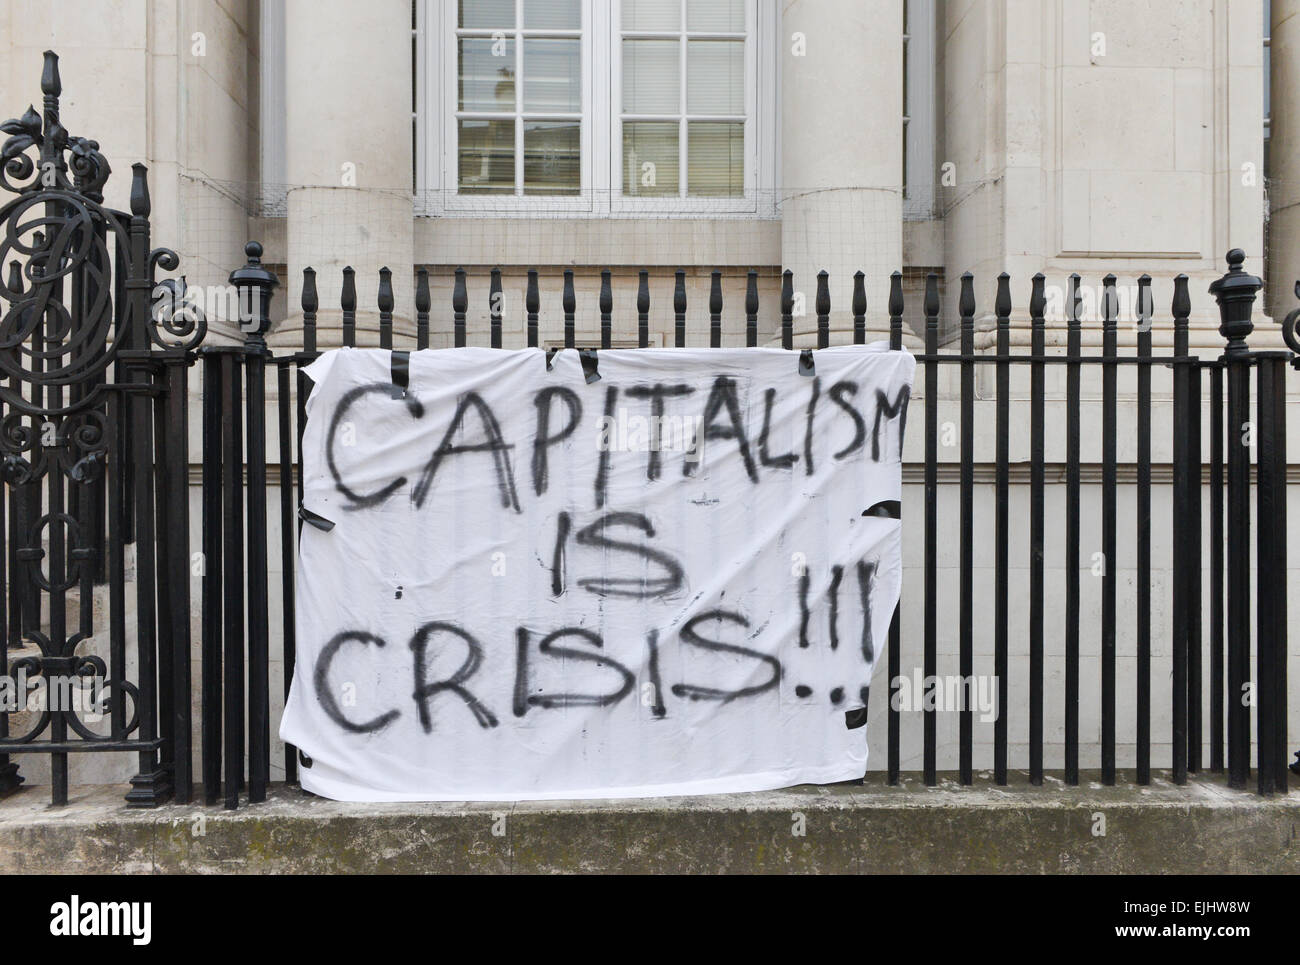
(0, 772, 1294, 874)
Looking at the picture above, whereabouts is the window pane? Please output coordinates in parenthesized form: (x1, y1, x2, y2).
(622, 0, 680, 31)
(524, 121, 581, 194)
(458, 118, 515, 193)
(687, 121, 743, 196)
(687, 41, 743, 114)
(459, 37, 515, 111)
(623, 40, 679, 114)
(686, 0, 744, 32)
(524, 0, 580, 29)
(523, 38, 581, 112)
(459, 0, 514, 29)
(623, 121, 679, 196)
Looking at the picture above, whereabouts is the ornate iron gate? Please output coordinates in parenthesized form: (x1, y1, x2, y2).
(0, 52, 206, 806)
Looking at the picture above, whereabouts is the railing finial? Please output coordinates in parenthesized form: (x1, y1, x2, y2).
(1209, 249, 1260, 358)
(228, 240, 278, 347)
(129, 162, 150, 217)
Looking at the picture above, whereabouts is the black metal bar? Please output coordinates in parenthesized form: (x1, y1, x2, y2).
(1065, 273, 1082, 786)
(230, 243, 278, 804)
(3, 740, 165, 754)
(1255, 353, 1287, 794)
(1100, 273, 1117, 786)
(6, 419, 20, 650)
(958, 271, 974, 785)
(887, 271, 903, 786)
(44, 235, 70, 806)
(453, 267, 467, 348)
(303, 268, 318, 356)
(297, 267, 318, 542)
(831, 352, 1192, 366)
(277, 360, 296, 785)
(1135, 274, 1152, 785)
(601, 269, 613, 350)
(527, 269, 540, 349)
(1, 268, 24, 792)
(17, 239, 41, 649)
(153, 367, 174, 796)
(14, 474, 36, 645)
(162, 354, 192, 802)
(1029, 273, 1046, 786)
(815, 270, 829, 349)
(107, 390, 128, 769)
(289, 270, 315, 788)
(1171, 275, 1191, 786)
(416, 267, 430, 351)
(1266, 356, 1287, 796)
(221, 351, 245, 809)
(923, 271, 938, 786)
(852, 272, 866, 345)
(1209, 361, 1224, 772)
(673, 270, 686, 348)
(377, 267, 393, 350)
(994, 271, 1010, 786)
(1208, 251, 1258, 791)
(563, 269, 575, 349)
(112, 232, 134, 548)
(637, 270, 650, 348)
(709, 270, 722, 349)
(781, 270, 793, 350)
(245, 344, 270, 804)
(490, 267, 503, 349)
(125, 167, 167, 807)
(1187, 350, 1203, 775)
(1225, 358, 1251, 789)
(0, 412, 15, 793)
(341, 266, 356, 348)
(746, 270, 758, 348)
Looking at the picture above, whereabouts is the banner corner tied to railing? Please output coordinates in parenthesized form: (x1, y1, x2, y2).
(280, 344, 915, 801)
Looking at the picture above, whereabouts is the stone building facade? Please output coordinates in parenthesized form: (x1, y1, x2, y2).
(0, 0, 1295, 783)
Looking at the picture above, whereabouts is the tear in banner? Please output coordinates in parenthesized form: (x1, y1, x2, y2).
(280, 345, 914, 801)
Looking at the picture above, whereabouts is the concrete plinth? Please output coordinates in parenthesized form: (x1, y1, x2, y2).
(0, 772, 1294, 874)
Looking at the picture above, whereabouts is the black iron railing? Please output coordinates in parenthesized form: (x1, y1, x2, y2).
(0, 51, 1294, 809)
(179, 246, 1296, 808)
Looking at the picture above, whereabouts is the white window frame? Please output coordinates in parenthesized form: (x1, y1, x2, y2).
(415, 0, 778, 218)
(610, 0, 768, 215)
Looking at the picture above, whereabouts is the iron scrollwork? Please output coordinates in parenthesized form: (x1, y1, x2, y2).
(1281, 281, 1300, 367)
(0, 50, 205, 806)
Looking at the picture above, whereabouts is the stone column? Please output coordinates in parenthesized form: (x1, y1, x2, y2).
(1269, 0, 1300, 323)
(780, 0, 903, 342)
(282, 0, 413, 347)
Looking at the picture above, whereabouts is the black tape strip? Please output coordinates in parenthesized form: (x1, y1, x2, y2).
(579, 348, 601, 383)
(390, 350, 410, 399)
(844, 686, 869, 730)
(798, 348, 815, 377)
(298, 506, 336, 532)
(862, 500, 901, 520)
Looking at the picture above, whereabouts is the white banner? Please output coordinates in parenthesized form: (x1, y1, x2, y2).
(280, 345, 914, 801)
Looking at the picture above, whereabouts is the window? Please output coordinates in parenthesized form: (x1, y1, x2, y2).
(417, 0, 777, 215)
(453, 0, 585, 196)
(619, 0, 747, 198)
